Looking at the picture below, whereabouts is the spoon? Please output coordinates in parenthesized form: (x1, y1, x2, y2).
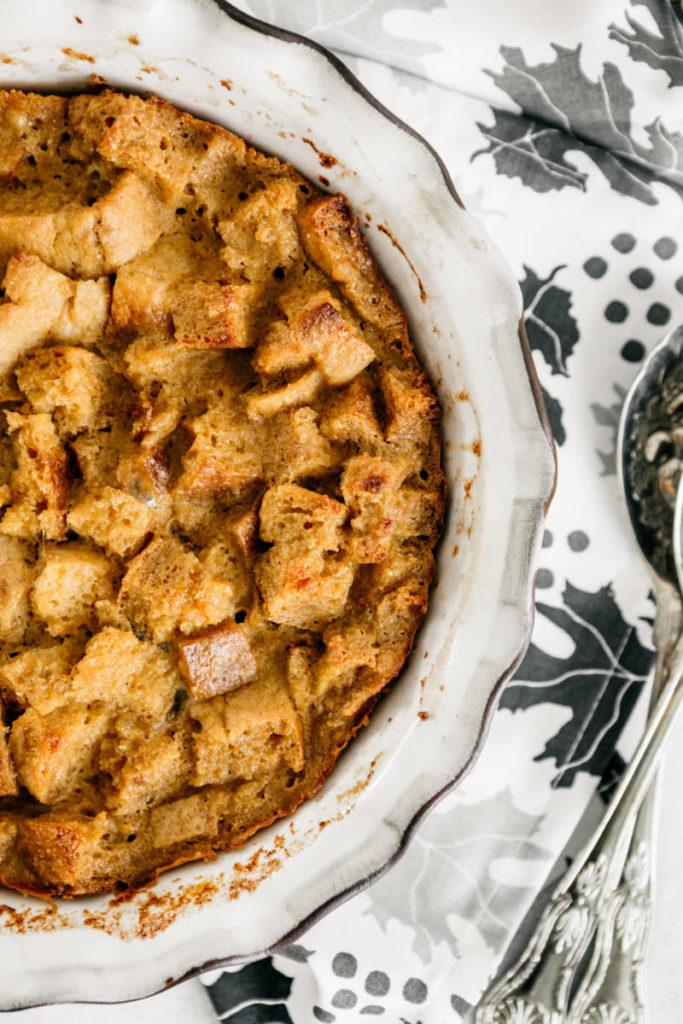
(476, 324, 683, 1024)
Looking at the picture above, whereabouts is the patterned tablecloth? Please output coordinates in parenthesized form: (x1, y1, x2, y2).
(11, 1, 683, 1021)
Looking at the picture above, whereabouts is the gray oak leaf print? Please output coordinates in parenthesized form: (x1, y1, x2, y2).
(205, 958, 294, 1022)
(520, 265, 579, 377)
(540, 385, 566, 447)
(610, 0, 683, 88)
(520, 265, 577, 447)
(475, 45, 683, 204)
(241, 0, 446, 70)
(591, 384, 627, 477)
(503, 582, 653, 788)
(364, 790, 551, 959)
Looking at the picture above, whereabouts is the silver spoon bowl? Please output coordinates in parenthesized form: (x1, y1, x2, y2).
(619, 324, 683, 587)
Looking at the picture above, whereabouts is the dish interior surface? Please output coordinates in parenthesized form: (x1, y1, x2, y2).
(0, 0, 554, 1008)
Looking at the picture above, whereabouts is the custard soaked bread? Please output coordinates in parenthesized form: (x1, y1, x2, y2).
(0, 90, 444, 895)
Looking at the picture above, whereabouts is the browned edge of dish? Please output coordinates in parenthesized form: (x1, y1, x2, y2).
(0, 0, 557, 1008)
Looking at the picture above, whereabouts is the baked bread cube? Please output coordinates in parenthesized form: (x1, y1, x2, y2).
(265, 407, 338, 483)
(286, 646, 317, 721)
(0, 702, 17, 796)
(69, 627, 181, 719)
(176, 623, 257, 699)
(0, 535, 31, 643)
(254, 289, 374, 386)
(259, 482, 347, 554)
(0, 253, 63, 378)
(123, 338, 232, 405)
(218, 179, 300, 281)
(0, 639, 82, 715)
(341, 454, 406, 563)
(176, 399, 262, 496)
(297, 194, 406, 333)
(111, 231, 251, 348)
(110, 232, 201, 334)
(256, 484, 353, 629)
(19, 813, 104, 888)
(320, 376, 382, 448)
(15, 346, 117, 437)
(0, 819, 17, 862)
(316, 621, 379, 699)
(69, 92, 216, 201)
(198, 505, 259, 612)
(0, 411, 68, 540)
(151, 790, 221, 849)
(246, 368, 323, 420)
(372, 581, 428, 681)
(31, 542, 116, 637)
(10, 703, 108, 804)
(95, 170, 174, 273)
(378, 365, 438, 446)
(0, 253, 110, 381)
(0, 91, 68, 177)
(70, 424, 135, 489)
(227, 502, 259, 565)
(102, 725, 188, 816)
(67, 485, 155, 559)
(392, 486, 443, 543)
(190, 678, 304, 787)
(172, 279, 253, 349)
(118, 537, 234, 642)
(367, 542, 433, 598)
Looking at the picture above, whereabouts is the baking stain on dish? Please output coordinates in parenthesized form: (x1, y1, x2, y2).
(0, 902, 68, 934)
(377, 224, 427, 303)
(302, 136, 338, 169)
(336, 754, 383, 808)
(61, 47, 95, 63)
(266, 69, 318, 114)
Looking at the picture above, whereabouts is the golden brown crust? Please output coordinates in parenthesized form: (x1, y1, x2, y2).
(0, 89, 444, 896)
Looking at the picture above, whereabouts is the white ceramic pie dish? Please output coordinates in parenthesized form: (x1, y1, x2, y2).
(0, 0, 555, 1008)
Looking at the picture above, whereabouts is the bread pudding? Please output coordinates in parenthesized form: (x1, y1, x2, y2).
(0, 89, 444, 896)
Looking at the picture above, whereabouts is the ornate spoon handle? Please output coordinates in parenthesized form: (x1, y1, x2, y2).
(476, 580, 683, 1024)
(567, 578, 682, 1024)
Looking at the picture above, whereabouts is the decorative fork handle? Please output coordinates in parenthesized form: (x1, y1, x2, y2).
(476, 579, 683, 1024)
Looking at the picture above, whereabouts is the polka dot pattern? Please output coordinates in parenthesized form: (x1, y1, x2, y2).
(536, 568, 554, 589)
(331, 989, 357, 1009)
(584, 257, 607, 279)
(605, 300, 628, 323)
(332, 953, 357, 978)
(611, 232, 636, 253)
(403, 978, 428, 1004)
(647, 302, 671, 326)
(568, 530, 589, 552)
(629, 268, 653, 290)
(365, 971, 390, 996)
(621, 340, 645, 363)
(654, 237, 677, 260)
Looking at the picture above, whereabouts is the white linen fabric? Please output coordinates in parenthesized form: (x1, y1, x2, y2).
(9, 2, 683, 1020)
